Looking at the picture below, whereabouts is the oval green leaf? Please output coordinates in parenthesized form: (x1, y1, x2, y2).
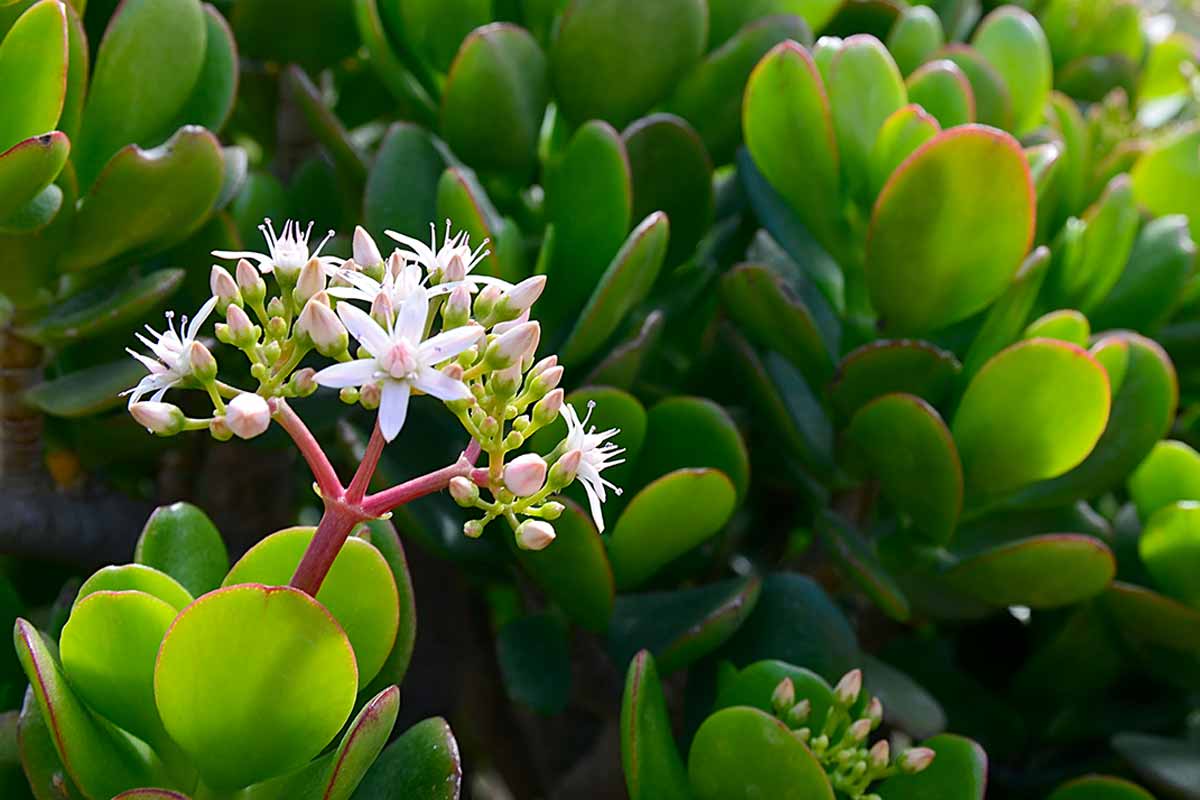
(352, 717, 462, 800)
(76, 564, 193, 611)
(1023, 309, 1090, 347)
(829, 34, 907, 202)
(971, 6, 1051, 135)
(906, 59, 975, 128)
(1130, 441, 1200, 521)
(363, 122, 444, 246)
(1048, 775, 1157, 800)
(938, 45, 1012, 130)
(634, 396, 750, 502)
(868, 104, 939, 201)
(1139, 502, 1200, 609)
(817, 509, 911, 619)
(942, 534, 1115, 608)
(829, 338, 961, 422)
(0, 132, 70, 222)
(356, 519, 417, 695)
(877, 734, 987, 800)
(620, 650, 690, 800)
(887, 4, 944, 76)
(1091, 214, 1197, 333)
(23, 358, 146, 418)
(135, 501, 228, 597)
(0, 0, 67, 152)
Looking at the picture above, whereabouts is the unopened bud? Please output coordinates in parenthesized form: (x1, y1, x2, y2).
(485, 322, 540, 369)
(267, 296, 287, 319)
(443, 284, 472, 328)
(868, 740, 890, 770)
(834, 669, 862, 706)
(848, 718, 871, 742)
(479, 415, 500, 438)
(515, 519, 556, 551)
(353, 225, 383, 269)
(130, 402, 185, 436)
(236, 258, 266, 304)
(491, 364, 522, 399)
(449, 476, 479, 507)
(529, 365, 563, 397)
(267, 315, 288, 340)
(463, 519, 484, 539)
(297, 298, 348, 357)
(262, 339, 282, 364)
(210, 266, 241, 312)
(209, 415, 232, 441)
(188, 341, 217, 382)
(533, 388, 564, 426)
(225, 393, 271, 439)
(794, 727, 812, 744)
(866, 697, 883, 729)
(339, 386, 360, 405)
(293, 257, 326, 306)
(898, 747, 935, 774)
(529, 355, 557, 379)
(370, 291, 395, 328)
(289, 367, 318, 397)
(540, 501, 564, 520)
(224, 304, 258, 347)
(495, 275, 546, 320)
(549, 448, 582, 488)
(504, 454, 547, 497)
(786, 700, 812, 728)
(444, 252, 467, 282)
(360, 382, 381, 410)
(474, 284, 502, 321)
(772, 679, 796, 715)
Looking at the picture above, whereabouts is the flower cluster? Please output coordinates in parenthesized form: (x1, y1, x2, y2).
(770, 669, 935, 799)
(122, 218, 624, 549)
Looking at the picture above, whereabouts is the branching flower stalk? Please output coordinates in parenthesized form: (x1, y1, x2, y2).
(124, 219, 624, 597)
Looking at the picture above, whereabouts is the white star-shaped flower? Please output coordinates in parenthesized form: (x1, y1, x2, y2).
(122, 297, 217, 405)
(561, 401, 624, 532)
(385, 221, 510, 297)
(328, 251, 423, 309)
(213, 218, 340, 276)
(312, 287, 482, 441)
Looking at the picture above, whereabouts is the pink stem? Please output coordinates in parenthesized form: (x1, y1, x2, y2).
(361, 439, 482, 517)
(271, 399, 343, 497)
(289, 501, 366, 596)
(345, 421, 386, 504)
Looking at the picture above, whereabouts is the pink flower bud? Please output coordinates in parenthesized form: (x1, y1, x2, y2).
(294, 257, 326, 305)
(225, 304, 256, 345)
(549, 448, 582, 487)
(529, 355, 557, 378)
(210, 265, 240, 308)
(533, 388, 564, 425)
(899, 747, 935, 774)
(474, 284, 502, 319)
(130, 401, 185, 436)
(444, 252, 467, 282)
(771, 678, 796, 715)
(866, 697, 883, 728)
(504, 453, 548, 497)
(386, 250, 406, 280)
(847, 718, 871, 742)
(225, 393, 271, 440)
(485, 321, 540, 369)
(297, 298, 348, 356)
(500, 275, 546, 315)
(449, 475, 479, 506)
(370, 291, 395, 328)
(515, 519, 556, 551)
(532, 365, 563, 394)
(188, 341, 217, 382)
(443, 284, 472, 328)
(360, 382, 382, 410)
(868, 740, 890, 770)
(236, 258, 259, 288)
(353, 225, 383, 267)
(834, 669, 862, 706)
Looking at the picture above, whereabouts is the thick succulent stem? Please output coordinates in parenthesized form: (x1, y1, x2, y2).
(288, 499, 369, 596)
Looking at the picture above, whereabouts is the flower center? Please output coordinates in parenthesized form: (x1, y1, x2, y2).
(379, 339, 419, 380)
(273, 239, 308, 271)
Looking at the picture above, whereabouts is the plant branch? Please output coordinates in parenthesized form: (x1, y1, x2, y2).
(345, 420, 386, 504)
(269, 398, 343, 498)
(361, 439, 482, 518)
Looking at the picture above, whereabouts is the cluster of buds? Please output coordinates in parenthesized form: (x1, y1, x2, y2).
(122, 218, 625, 552)
(770, 669, 935, 799)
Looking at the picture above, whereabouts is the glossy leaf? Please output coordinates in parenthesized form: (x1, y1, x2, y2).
(551, 0, 706, 127)
(364, 122, 444, 244)
(24, 359, 145, 418)
(15, 686, 87, 800)
(887, 5, 944, 75)
(829, 34, 907, 202)
(58, 1, 87, 143)
(688, 706, 834, 800)
(516, 499, 614, 632)
(610, 577, 761, 675)
(163, 4, 238, 136)
(14, 619, 167, 798)
(1091, 215, 1196, 333)
(634, 396, 749, 501)
(877, 734, 987, 800)
(0, 0, 67, 152)
(1048, 174, 1139, 313)
(560, 211, 669, 366)
(357, 519, 417, 694)
(961, 245, 1049, 380)
(0, 132, 69, 223)
(74, 0, 207, 187)
(224, 527, 400, 686)
(60, 590, 178, 747)
(711, 659, 835, 727)
(905, 59, 975, 128)
(16, 268, 183, 346)
(154, 584, 358, 790)
(352, 717, 462, 800)
(542, 120, 632, 330)
(382, 0, 491, 75)
(862, 655, 946, 740)
(938, 45, 1012, 130)
(1132, 123, 1200, 240)
(971, 6, 1051, 135)
(830, 339, 961, 421)
(620, 651, 690, 800)
(1023, 309, 1089, 347)
(846, 394, 962, 545)
(434, 166, 508, 280)
(942, 534, 1115, 608)
(442, 24, 547, 179)
(868, 104, 939, 201)
(623, 113, 712, 267)
(1131, 440, 1200, 525)
(668, 14, 812, 163)
(721, 262, 833, 387)
(707, 0, 832, 47)
(607, 468, 737, 590)
(952, 339, 1110, 497)
(76, 564, 193, 611)
(743, 41, 843, 254)
(867, 126, 1034, 334)
(232, 0, 358, 71)
(818, 509, 911, 620)
(496, 612, 571, 715)
(59, 127, 225, 272)
(1139, 502, 1200, 609)
(135, 501, 228, 596)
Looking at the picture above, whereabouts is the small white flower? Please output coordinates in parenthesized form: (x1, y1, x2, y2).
(329, 250, 423, 310)
(312, 287, 482, 441)
(122, 297, 217, 405)
(213, 218, 340, 276)
(225, 392, 272, 440)
(385, 221, 510, 297)
(561, 401, 625, 532)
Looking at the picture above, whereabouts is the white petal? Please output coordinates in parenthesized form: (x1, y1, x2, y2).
(420, 324, 483, 364)
(187, 296, 218, 341)
(396, 286, 429, 343)
(413, 366, 472, 402)
(378, 380, 411, 441)
(212, 250, 272, 271)
(583, 481, 606, 533)
(336, 302, 391, 357)
(313, 358, 377, 388)
(326, 286, 374, 303)
(384, 232, 435, 266)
